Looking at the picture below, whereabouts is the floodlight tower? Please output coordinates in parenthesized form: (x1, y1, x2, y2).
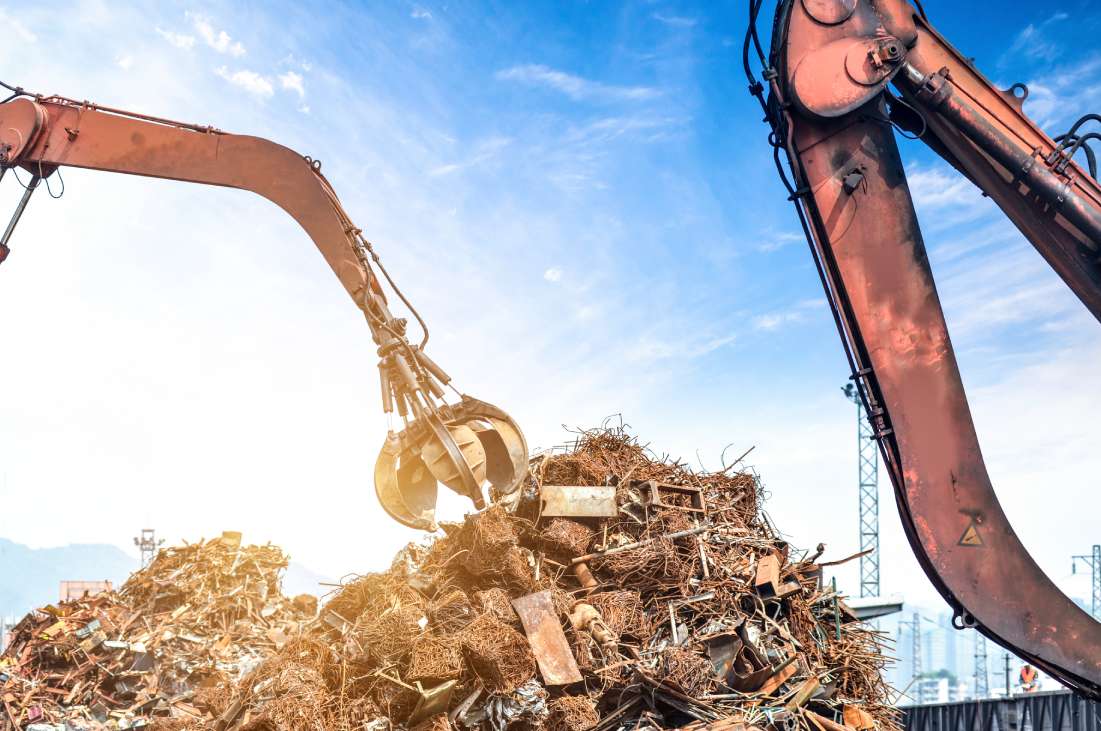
(1071, 545, 1100, 619)
(133, 528, 164, 568)
(843, 383, 880, 598)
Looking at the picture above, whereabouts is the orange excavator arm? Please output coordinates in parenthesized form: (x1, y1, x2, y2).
(750, 0, 1101, 698)
(0, 95, 370, 298)
(0, 89, 528, 532)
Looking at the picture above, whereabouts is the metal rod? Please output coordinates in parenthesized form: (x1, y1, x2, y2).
(570, 524, 719, 565)
(0, 174, 41, 251)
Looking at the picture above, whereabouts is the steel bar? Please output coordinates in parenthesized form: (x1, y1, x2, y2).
(0, 174, 41, 252)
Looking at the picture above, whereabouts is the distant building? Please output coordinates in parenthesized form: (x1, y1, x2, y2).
(914, 676, 966, 705)
(915, 677, 943, 704)
(941, 612, 959, 678)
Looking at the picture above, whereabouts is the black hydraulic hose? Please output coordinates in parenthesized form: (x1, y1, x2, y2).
(902, 64, 1101, 250)
(1062, 133, 1101, 180)
(1065, 113, 1101, 139)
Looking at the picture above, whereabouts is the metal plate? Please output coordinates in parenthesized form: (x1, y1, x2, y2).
(511, 591, 582, 686)
(540, 485, 617, 518)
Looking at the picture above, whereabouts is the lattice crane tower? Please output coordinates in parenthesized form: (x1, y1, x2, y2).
(843, 383, 880, 598)
(1072, 545, 1101, 619)
(974, 633, 989, 698)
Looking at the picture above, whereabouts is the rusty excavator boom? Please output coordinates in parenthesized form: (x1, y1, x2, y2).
(0, 85, 528, 533)
(749, 0, 1101, 700)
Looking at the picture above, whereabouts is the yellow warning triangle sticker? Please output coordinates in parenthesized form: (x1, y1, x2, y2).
(958, 519, 983, 547)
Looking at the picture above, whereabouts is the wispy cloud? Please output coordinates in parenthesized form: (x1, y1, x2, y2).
(652, 13, 697, 28)
(752, 299, 823, 331)
(566, 114, 685, 144)
(156, 26, 195, 50)
(279, 71, 305, 98)
(496, 64, 660, 102)
(905, 163, 993, 231)
(543, 267, 563, 283)
(115, 54, 134, 71)
(187, 12, 246, 56)
(928, 219, 1018, 263)
(756, 231, 802, 253)
(215, 67, 274, 98)
(935, 239, 1078, 339)
(428, 136, 512, 177)
(411, 5, 432, 20)
(515, 114, 687, 193)
(1020, 54, 1101, 129)
(516, 115, 685, 193)
(0, 9, 36, 43)
(626, 333, 735, 362)
(1002, 11, 1069, 67)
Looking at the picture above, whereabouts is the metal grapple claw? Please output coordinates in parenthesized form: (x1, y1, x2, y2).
(374, 397, 529, 531)
(352, 237, 528, 531)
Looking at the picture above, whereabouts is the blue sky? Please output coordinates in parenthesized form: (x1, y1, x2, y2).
(0, 0, 1099, 632)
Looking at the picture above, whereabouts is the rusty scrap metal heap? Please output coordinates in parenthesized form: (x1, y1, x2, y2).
(215, 427, 896, 731)
(0, 534, 314, 730)
(0, 427, 896, 730)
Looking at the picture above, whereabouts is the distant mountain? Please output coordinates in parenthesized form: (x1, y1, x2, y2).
(0, 538, 135, 619)
(0, 538, 332, 622)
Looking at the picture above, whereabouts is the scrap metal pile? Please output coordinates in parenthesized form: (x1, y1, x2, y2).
(211, 428, 896, 731)
(0, 534, 314, 730)
(0, 427, 896, 731)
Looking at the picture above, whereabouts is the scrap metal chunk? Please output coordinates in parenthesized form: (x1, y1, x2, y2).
(754, 554, 782, 597)
(843, 705, 876, 730)
(637, 480, 707, 515)
(511, 591, 582, 686)
(540, 485, 618, 518)
(408, 679, 457, 725)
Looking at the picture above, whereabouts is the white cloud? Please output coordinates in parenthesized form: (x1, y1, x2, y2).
(1018, 55, 1101, 129)
(428, 136, 511, 177)
(187, 12, 245, 56)
(756, 231, 802, 253)
(543, 267, 562, 283)
(428, 163, 461, 176)
(279, 71, 305, 98)
(752, 312, 795, 331)
(496, 64, 660, 102)
(214, 67, 274, 98)
(1003, 11, 1069, 66)
(411, 5, 432, 20)
(508, 114, 684, 193)
(905, 162, 995, 232)
(155, 27, 195, 50)
(752, 299, 823, 331)
(626, 333, 735, 363)
(907, 165, 981, 211)
(935, 241, 1077, 338)
(0, 9, 36, 43)
(115, 54, 134, 71)
(652, 13, 697, 28)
